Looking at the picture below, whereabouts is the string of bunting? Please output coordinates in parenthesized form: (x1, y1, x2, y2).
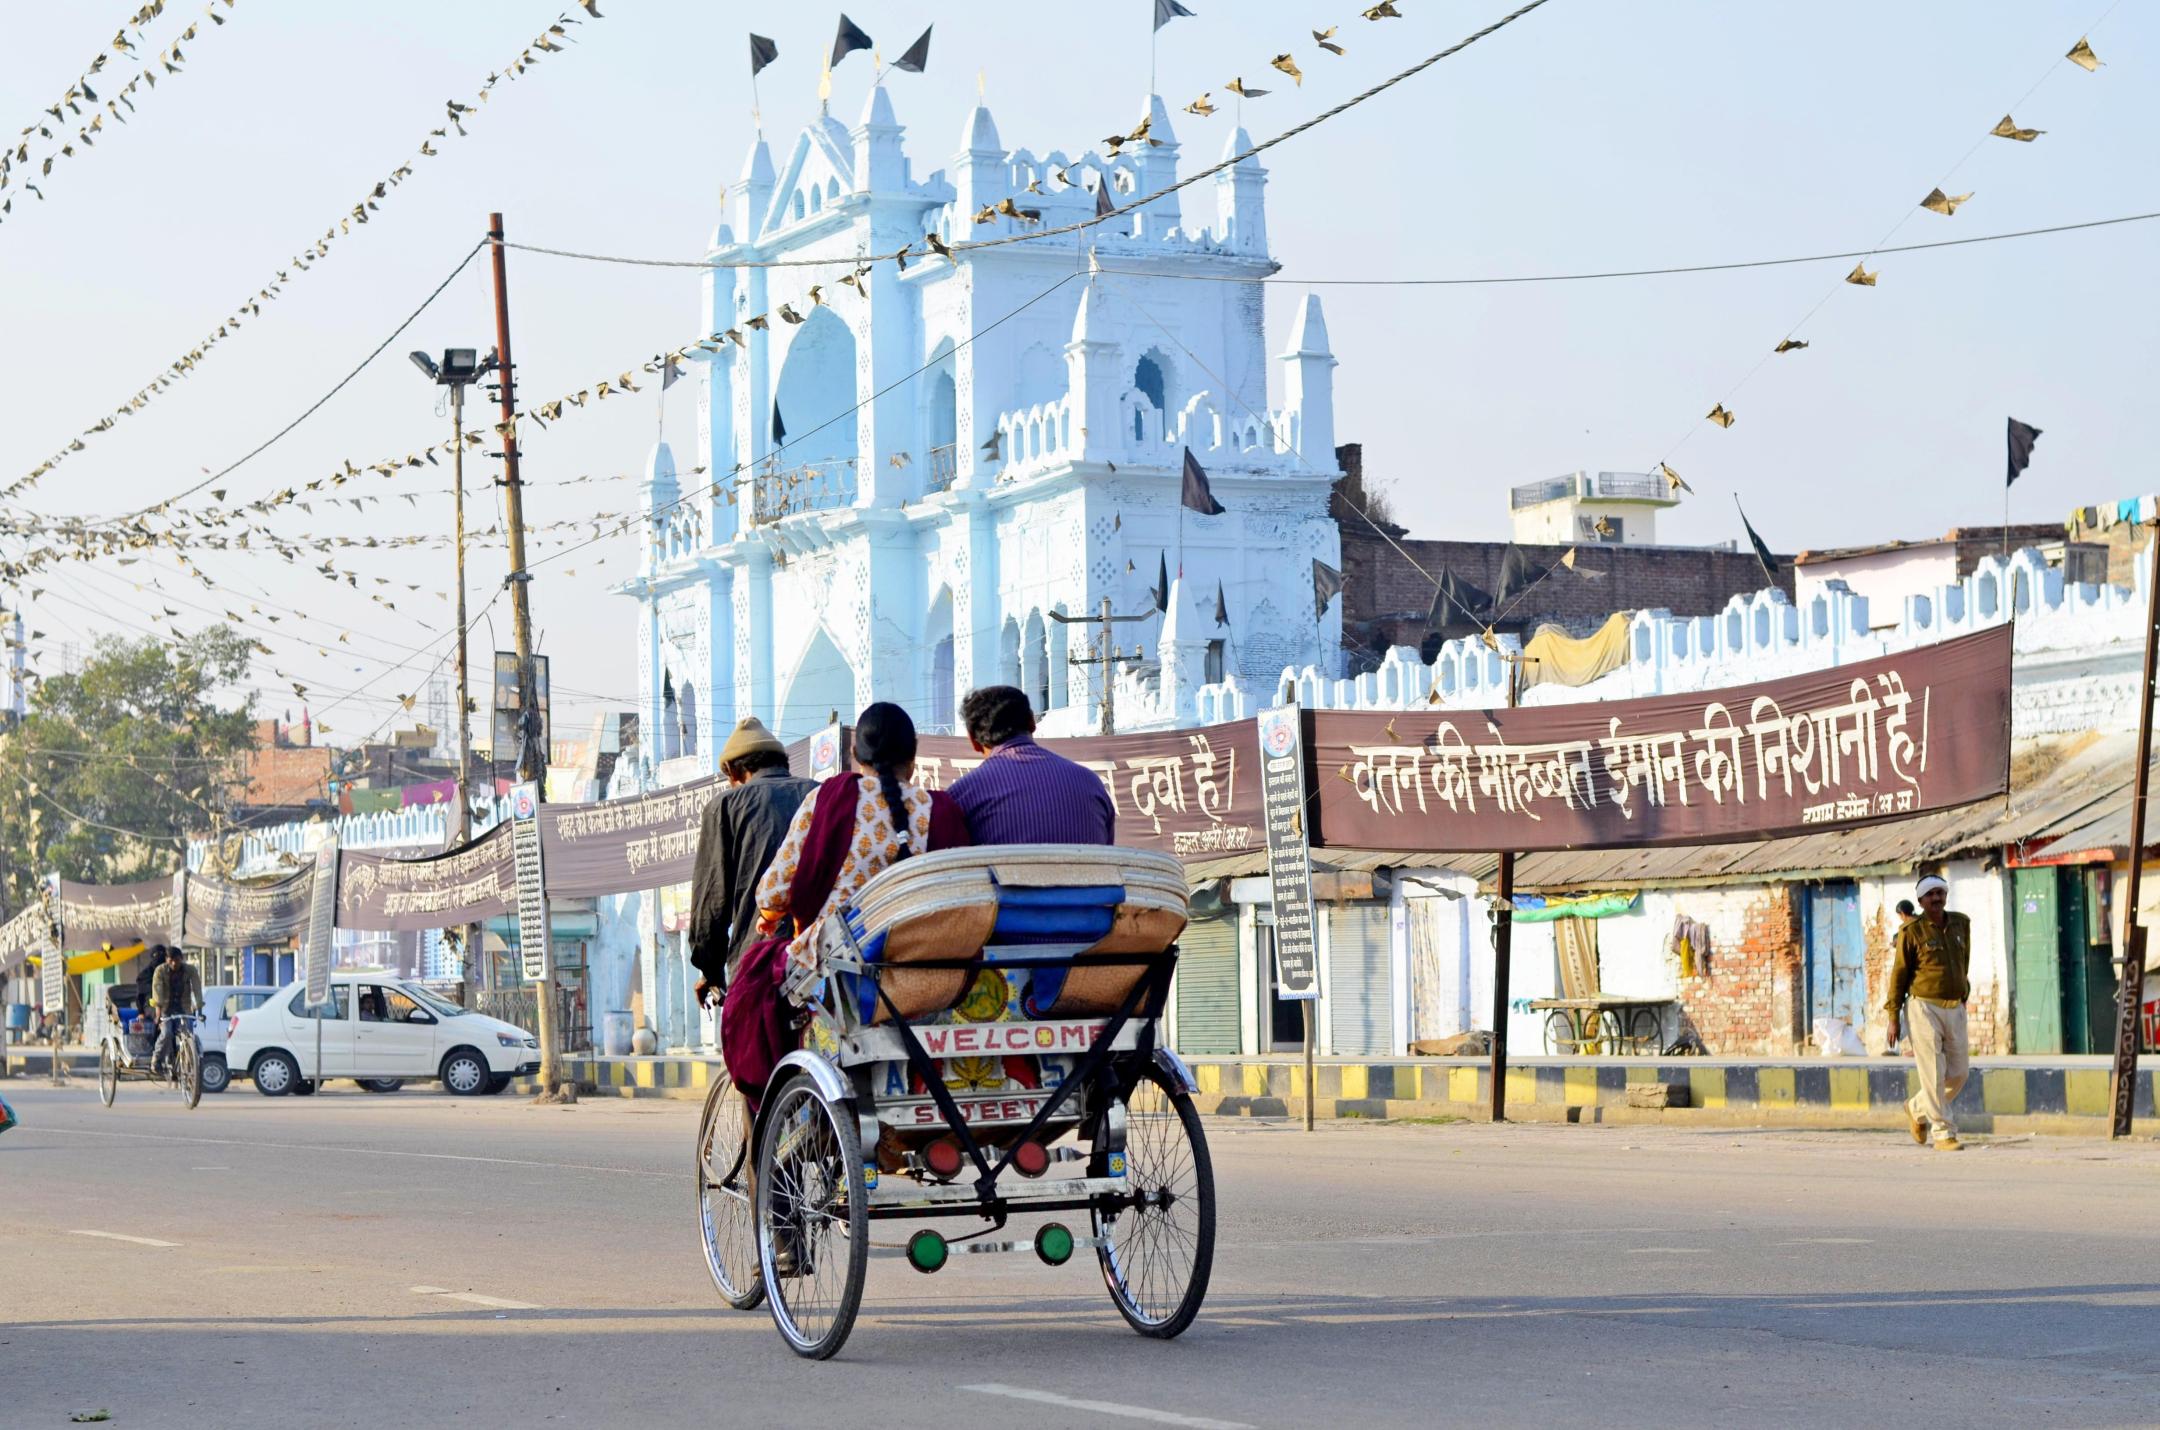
(3, 2, 607, 505)
(1, 1, 234, 225)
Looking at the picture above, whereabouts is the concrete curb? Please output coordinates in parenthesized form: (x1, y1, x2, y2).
(514, 1053, 2159, 1137)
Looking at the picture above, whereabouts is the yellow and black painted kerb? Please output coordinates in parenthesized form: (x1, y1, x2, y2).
(517, 1054, 2157, 1134)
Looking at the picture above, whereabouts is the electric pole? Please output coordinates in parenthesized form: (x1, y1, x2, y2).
(487, 212, 562, 1096)
(1053, 597, 1153, 735)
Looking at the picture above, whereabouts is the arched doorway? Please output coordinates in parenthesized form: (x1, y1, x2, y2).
(925, 588, 956, 732)
(777, 627, 858, 741)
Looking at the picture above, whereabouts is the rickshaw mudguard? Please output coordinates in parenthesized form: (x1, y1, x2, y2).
(749, 1050, 871, 1167)
(1151, 1045, 1199, 1096)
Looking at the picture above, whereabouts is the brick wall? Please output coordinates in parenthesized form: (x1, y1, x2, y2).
(1338, 519, 1793, 670)
(1670, 886, 1804, 1055)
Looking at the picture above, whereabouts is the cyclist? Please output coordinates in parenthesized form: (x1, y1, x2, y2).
(149, 945, 202, 1078)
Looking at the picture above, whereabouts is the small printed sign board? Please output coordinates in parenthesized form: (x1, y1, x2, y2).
(1256, 705, 1319, 1000)
(303, 840, 339, 1009)
(509, 781, 549, 983)
(809, 721, 845, 782)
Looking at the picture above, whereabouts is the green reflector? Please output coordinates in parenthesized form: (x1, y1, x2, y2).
(907, 1230, 948, 1273)
(1036, 1222, 1074, 1266)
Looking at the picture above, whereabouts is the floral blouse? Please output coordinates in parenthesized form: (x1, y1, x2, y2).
(756, 777, 937, 970)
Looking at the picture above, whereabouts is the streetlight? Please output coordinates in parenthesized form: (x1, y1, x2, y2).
(410, 347, 497, 1001)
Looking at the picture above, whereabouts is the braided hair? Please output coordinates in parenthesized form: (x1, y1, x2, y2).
(852, 701, 920, 860)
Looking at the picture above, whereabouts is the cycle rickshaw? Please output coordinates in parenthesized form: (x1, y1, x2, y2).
(695, 844, 1214, 1360)
(96, 987, 203, 1109)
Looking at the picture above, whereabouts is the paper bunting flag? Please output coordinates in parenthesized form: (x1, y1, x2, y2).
(2066, 37, 2101, 72)
(1706, 403, 1736, 429)
(1659, 462, 1691, 495)
(1845, 263, 1877, 286)
(1314, 27, 1345, 55)
(1184, 93, 1216, 117)
(1270, 53, 1303, 85)
(1773, 339, 1808, 353)
(1364, 1, 1402, 17)
(1990, 114, 2042, 142)
(1919, 187, 1972, 216)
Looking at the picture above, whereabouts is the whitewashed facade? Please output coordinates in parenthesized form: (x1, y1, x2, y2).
(621, 88, 1345, 756)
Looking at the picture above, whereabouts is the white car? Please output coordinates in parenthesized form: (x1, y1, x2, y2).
(227, 973, 539, 1097)
(200, 985, 279, 1094)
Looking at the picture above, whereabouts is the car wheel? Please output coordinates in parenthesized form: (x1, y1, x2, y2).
(291, 1077, 319, 1096)
(485, 1073, 514, 1095)
(359, 1078, 405, 1093)
(253, 1050, 299, 1097)
(441, 1048, 491, 1096)
(200, 1053, 230, 1095)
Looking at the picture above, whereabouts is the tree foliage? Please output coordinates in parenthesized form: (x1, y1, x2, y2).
(0, 626, 257, 912)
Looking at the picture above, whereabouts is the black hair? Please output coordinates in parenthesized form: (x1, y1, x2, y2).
(960, 684, 1036, 749)
(165, 945, 185, 960)
(852, 701, 919, 859)
(721, 747, 790, 780)
(1895, 900, 1915, 918)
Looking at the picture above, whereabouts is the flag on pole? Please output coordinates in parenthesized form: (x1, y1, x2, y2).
(749, 33, 779, 76)
(1155, 0, 1197, 31)
(1734, 496, 1779, 583)
(2005, 417, 2043, 487)
(772, 404, 787, 444)
(1152, 551, 1171, 613)
(1312, 559, 1342, 620)
(831, 14, 873, 68)
(1180, 447, 1226, 515)
(1213, 580, 1229, 627)
(892, 26, 932, 73)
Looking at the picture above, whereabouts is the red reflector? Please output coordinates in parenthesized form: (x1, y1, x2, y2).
(924, 1139, 964, 1179)
(1012, 1141, 1049, 1178)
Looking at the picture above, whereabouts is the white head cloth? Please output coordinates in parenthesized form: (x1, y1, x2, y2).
(1916, 875, 1949, 898)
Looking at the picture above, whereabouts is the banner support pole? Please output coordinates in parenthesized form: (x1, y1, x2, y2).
(2108, 522, 2160, 1137)
(1489, 655, 1522, 1123)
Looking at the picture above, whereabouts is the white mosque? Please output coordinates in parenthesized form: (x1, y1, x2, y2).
(622, 79, 1347, 761)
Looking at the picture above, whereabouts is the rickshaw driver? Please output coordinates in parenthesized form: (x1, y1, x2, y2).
(149, 945, 202, 1077)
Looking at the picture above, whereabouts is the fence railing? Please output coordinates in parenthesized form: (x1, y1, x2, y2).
(750, 458, 858, 524)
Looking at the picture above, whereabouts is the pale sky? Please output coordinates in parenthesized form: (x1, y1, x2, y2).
(1, 1, 2151, 746)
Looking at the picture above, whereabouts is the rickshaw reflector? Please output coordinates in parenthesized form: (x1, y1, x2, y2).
(907, 1230, 948, 1274)
(923, 1138, 964, 1179)
(1034, 1223, 1075, 1267)
(1012, 1140, 1050, 1177)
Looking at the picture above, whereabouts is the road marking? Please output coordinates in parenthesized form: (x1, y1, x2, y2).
(1624, 1247, 1713, 1255)
(411, 1286, 542, 1310)
(1776, 1237, 1874, 1245)
(962, 1385, 1251, 1429)
(36, 1126, 668, 1179)
(70, 1230, 179, 1248)
(191, 1165, 230, 1171)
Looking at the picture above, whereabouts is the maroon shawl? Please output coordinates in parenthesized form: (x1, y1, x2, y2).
(721, 774, 969, 1109)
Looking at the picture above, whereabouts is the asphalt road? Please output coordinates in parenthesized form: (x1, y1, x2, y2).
(5, 1077, 2159, 1430)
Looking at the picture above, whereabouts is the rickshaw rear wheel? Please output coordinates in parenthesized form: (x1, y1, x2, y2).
(754, 1072, 867, 1360)
(97, 1042, 117, 1107)
(696, 1065, 764, 1311)
(177, 1035, 202, 1109)
(1093, 1061, 1215, 1339)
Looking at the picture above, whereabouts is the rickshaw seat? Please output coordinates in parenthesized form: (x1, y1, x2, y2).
(818, 845, 1189, 1024)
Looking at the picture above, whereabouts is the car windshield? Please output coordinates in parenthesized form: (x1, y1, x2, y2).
(403, 984, 467, 1018)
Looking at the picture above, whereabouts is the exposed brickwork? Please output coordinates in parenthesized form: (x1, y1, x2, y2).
(1672, 886, 1803, 1056)
(1334, 447, 1792, 669)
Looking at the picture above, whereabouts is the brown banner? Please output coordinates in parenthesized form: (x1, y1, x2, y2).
(59, 876, 182, 950)
(0, 901, 55, 974)
(336, 823, 515, 932)
(537, 773, 724, 898)
(1310, 624, 2013, 853)
(184, 867, 315, 947)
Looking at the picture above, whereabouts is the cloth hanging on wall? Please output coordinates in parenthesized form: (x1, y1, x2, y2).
(1520, 611, 1634, 690)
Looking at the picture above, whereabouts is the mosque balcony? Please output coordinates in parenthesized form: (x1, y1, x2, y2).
(926, 443, 960, 493)
(749, 458, 859, 526)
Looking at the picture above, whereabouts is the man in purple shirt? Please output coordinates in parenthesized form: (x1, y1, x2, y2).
(947, 686, 1116, 845)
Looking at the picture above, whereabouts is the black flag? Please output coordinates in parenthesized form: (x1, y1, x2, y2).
(1152, 552, 1171, 614)
(1734, 496, 1778, 583)
(891, 25, 932, 73)
(772, 403, 786, 444)
(1180, 446, 1225, 515)
(1427, 566, 1493, 634)
(831, 14, 873, 68)
(749, 33, 778, 76)
(1312, 559, 1342, 620)
(1155, 0, 1197, 31)
(1494, 542, 1548, 608)
(1214, 580, 1229, 627)
(1095, 177, 1115, 219)
(2006, 416, 2042, 487)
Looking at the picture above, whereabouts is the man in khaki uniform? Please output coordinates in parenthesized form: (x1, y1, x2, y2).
(1884, 874, 1970, 1151)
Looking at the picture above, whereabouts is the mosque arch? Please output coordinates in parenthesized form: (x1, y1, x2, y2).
(999, 617, 1023, 689)
(1023, 610, 1049, 717)
(925, 587, 956, 733)
(772, 306, 860, 477)
(777, 626, 858, 741)
(1048, 603, 1071, 708)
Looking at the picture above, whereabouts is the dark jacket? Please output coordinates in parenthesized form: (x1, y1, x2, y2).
(150, 960, 202, 1017)
(688, 768, 816, 987)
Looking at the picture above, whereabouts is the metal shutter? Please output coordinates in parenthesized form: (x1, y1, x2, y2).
(1327, 902, 1393, 1056)
(1172, 914, 1239, 1056)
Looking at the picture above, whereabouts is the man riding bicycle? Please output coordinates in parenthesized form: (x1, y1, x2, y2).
(148, 945, 202, 1078)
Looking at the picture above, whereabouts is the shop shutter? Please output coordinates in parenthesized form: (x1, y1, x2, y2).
(1327, 902, 1393, 1056)
(1172, 914, 1239, 1055)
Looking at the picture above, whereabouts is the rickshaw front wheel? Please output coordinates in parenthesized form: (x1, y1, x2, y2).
(177, 1035, 202, 1110)
(696, 1065, 765, 1311)
(754, 1071, 867, 1360)
(97, 1042, 117, 1107)
(1093, 1061, 1216, 1339)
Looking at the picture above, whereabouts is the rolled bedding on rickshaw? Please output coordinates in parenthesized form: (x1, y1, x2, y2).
(815, 845, 1190, 1023)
